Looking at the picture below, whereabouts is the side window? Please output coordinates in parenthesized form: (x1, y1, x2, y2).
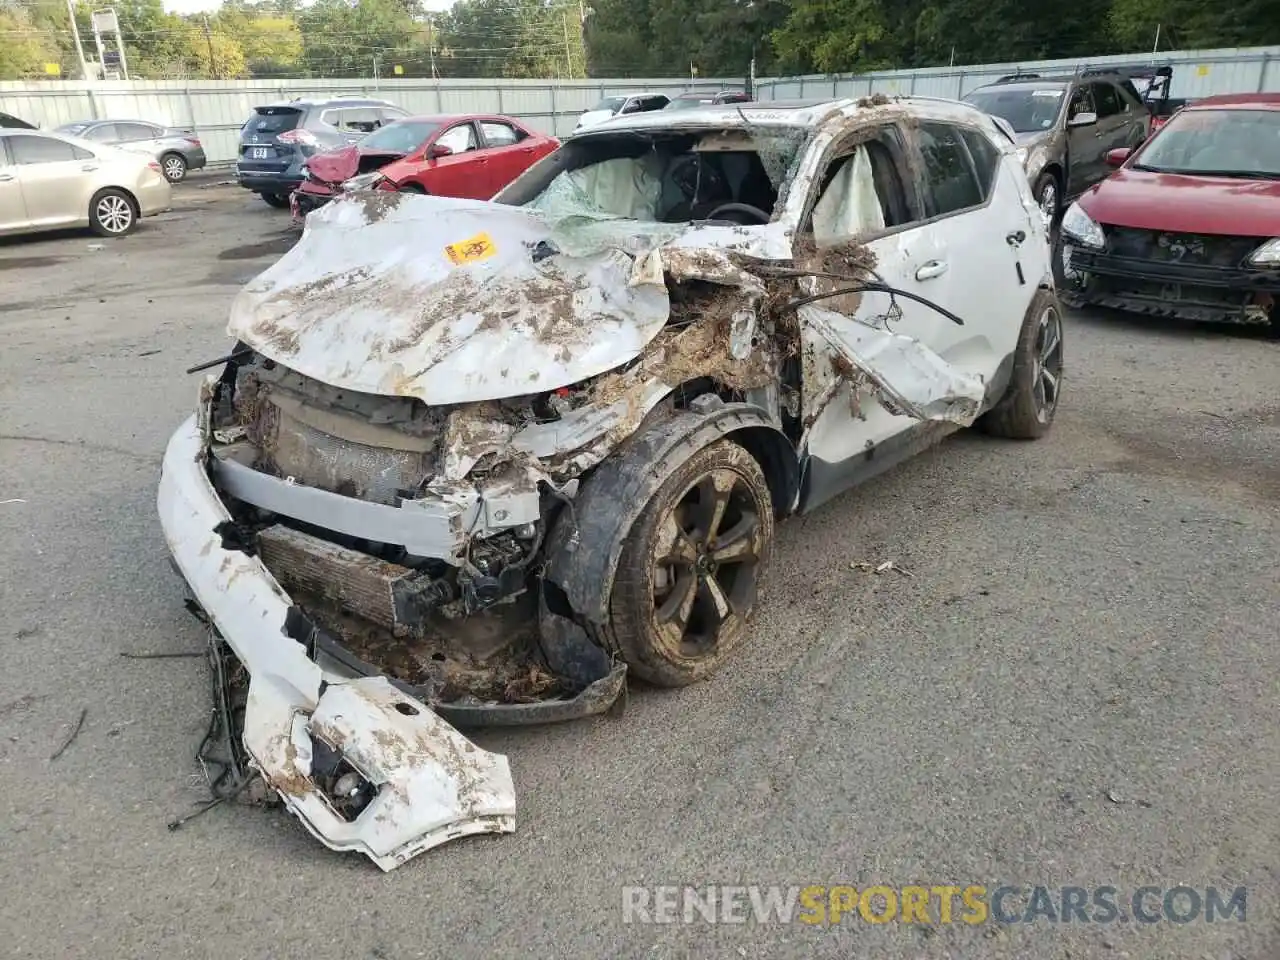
(646, 96, 670, 111)
(957, 127, 1002, 198)
(339, 108, 380, 133)
(435, 123, 477, 153)
(480, 121, 520, 147)
(379, 107, 408, 125)
(918, 121, 984, 217)
(810, 126, 913, 246)
(1067, 86, 1095, 120)
(1118, 80, 1142, 109)
(84, 123, 119, 142)
(11, 135, 79, 164)
(116, 122, 158, 141)
(1092, 83, 1121, 118)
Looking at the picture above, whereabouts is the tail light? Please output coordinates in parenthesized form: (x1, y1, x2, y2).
(276, 129, 320, 147)
(147, 161, 162, 173)
(185, 137, 202, 147)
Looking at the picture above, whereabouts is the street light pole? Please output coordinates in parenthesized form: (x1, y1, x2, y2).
(66, 0, 89, 79)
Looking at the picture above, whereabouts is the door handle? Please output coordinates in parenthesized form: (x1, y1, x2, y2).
(0, 173, 13, 182)
(81, 164, 99, 172)
(915, 260, 949, 281)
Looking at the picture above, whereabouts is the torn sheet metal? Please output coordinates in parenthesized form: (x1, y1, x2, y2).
(228, 193, 672, 405)
(158, 414, 516, 871)
(800, 305, 987, 426)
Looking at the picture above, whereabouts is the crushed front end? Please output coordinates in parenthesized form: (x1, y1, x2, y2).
(1061, 225, 1280, 329)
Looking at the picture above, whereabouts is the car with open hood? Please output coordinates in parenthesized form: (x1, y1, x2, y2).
(963, 67, 1155, 222)
(1059, 93, 1280, 336)
(290, 113, 558, 219)
(158, 95, 1062, 871)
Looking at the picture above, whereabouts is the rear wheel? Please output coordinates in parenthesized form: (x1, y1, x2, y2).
(161, 152, 187, 183)
(88, 188, 137, 237)
(599, 440, 774, 687)
(978, 288, 1065, 439)
(261, 192, 290, 209)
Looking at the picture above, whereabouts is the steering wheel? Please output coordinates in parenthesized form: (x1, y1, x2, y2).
(668, 154, 726, 200)
(702, 202, 771, 226)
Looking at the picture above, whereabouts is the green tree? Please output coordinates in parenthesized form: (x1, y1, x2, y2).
(0, 7, 62, 79)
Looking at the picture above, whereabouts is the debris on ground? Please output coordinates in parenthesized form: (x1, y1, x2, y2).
(849, 559, 914, 578)
(49, 707, 87, 761)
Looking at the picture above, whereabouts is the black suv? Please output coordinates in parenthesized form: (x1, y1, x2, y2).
(235, 96, 409, 208)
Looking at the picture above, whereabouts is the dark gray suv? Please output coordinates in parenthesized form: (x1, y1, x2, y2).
(235, 96, 408, 208)
(963, 70, 1152, 222)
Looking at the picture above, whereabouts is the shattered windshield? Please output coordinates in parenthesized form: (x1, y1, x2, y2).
(1133, 108, 1280, 177)
(964, 86, 1065, 133)
(507, 126, 808, 229)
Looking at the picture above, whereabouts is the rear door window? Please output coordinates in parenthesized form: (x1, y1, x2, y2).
(480, 121, 522, 147)
(917, 121, 985, 217)
(84, 123, 119, 142)
(11, 135, 91, 164)
(243, 107, 302, 139)
(116, 122, 160, 141)
(957, 127, 1003, 197)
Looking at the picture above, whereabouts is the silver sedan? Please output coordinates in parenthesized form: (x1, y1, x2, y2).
(55, 119, 207, 183)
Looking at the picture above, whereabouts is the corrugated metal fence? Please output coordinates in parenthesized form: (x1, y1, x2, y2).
(2, 44, 1278, 167)
(755, 45, 1280, 102)
(0, 77, 737, 166)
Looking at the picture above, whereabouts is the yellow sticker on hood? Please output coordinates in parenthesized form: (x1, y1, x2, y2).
(445, 232, 497, 265)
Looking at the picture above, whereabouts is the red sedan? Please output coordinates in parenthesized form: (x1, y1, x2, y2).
(1059, 93, 1280, 336)
(293, 113, 557, 216)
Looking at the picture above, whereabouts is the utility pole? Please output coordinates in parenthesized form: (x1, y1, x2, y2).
(372, 52, 379, 90)
(66, 0, 89, 79)
(202, 15, 215, 78)
(1152, 24, 1162, 55)
(427, 15, 437, 79)
(562, 10, 574, 79)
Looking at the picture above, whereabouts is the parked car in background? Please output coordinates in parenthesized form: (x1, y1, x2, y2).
(1, 111, 37, 129)
(235, 96, 409, 208)
(574, 92, 670, 131)
(1059, 93, 1280, 337)
(664, 90, 754, 110)
(53, 119, 205, 183)
(0, 128, 171, 238)
(963, 68, 1152, 222)
(290, 114, 558, 218)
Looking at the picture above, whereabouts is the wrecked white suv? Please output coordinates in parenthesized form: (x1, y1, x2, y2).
(158, 95, 1063, 870)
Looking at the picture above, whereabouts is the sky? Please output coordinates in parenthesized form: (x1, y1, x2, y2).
(161, 0, 457, 15)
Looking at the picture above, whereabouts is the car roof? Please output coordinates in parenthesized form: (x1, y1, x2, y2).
(972, 78, 1072, 93)
(575, 95, 994, 135)
(258, 97, 395, 109)
(1186, 93, 1280, 110)
(395, 114, 524, 125)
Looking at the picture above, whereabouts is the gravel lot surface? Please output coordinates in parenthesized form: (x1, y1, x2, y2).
(1, 183, 1276, 960)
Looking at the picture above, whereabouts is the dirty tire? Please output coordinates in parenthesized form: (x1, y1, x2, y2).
(397, 183, 426, 194)
(261, 192, 290, 209)
(977, 288, 1065, 440)
(1033, 172, 1060, 224)
(88, 188, 137, 237)
(161, 152, 187, 182)
(599, 439, 774, 688)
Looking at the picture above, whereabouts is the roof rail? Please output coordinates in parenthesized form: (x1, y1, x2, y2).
(994, 72, 1040, 83)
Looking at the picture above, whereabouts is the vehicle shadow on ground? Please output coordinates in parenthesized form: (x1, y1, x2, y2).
(1066, 304, 1279, 343)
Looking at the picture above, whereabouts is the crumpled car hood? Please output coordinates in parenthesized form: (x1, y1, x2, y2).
(228, 192, 676, 405)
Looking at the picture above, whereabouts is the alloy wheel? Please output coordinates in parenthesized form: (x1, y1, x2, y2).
(649, 468, 765, 660)
(1032, 304, 1064, 423)
(96, 194, 133, 234)
(163, 155, 186, 181)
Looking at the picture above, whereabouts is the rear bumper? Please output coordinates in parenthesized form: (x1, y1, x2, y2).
(1064, 243, 1280, 324)
(235, 171, 303, 194)
(157, 412, 517, 871)
(184, 147, 207, 170)
(136, 177, 173, 217)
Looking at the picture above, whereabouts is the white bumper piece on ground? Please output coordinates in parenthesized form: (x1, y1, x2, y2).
(157, 414, 516, 871)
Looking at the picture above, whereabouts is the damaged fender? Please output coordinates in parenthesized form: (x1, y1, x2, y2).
(543, 403, 799, 626)
(158, 415, 516, 871)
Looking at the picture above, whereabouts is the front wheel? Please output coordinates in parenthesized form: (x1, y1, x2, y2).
(977, 288, 1065, 440)
(599, 439, 774, 687)
(89, 188, 137, 237)
(261, 192, 290, 209)
(1033, 172, 1060, 226)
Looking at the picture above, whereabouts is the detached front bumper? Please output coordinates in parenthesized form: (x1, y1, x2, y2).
(158, 414, 517, 871)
